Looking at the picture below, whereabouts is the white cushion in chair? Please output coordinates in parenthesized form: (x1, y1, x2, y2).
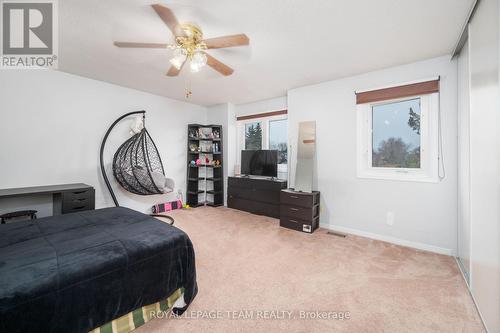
(151, 171, 175, 193)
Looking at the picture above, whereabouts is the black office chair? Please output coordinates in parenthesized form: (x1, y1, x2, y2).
(0, 210, 37, 224)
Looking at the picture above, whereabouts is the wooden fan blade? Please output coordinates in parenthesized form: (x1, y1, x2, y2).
(204, 34, 249, 49)
(204, 53, 234, 76)
(151, 4, 185, 36)
(166, 61, 185, 76)
(114, 42, 168, 48)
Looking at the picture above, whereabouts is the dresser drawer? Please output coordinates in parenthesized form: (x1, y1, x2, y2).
(228, 177, 287, 191)
(280, 190, 320, 208)
(228, 197, 280, 218)
(280, 216, 319, 233)
(280, 204, 319, 221)
(228, 187, 280, 204)
(62, 203, 92, 214)
(62, 189, 92, 202)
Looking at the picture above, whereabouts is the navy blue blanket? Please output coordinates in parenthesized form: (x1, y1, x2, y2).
(0, 207, 197, 333)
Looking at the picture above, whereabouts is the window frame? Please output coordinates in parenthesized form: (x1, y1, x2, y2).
(356, 93, 439, 182)
(237, 113, 288, 178)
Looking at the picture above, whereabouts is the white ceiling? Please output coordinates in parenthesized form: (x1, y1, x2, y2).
(59, 0, 473, 106)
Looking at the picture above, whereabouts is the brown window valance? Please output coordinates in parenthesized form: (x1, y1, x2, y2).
(356, 79, 439, 104)
(236, 110, 287, 121)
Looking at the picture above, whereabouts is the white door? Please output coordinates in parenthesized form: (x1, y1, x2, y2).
(457, 38, 471, 284)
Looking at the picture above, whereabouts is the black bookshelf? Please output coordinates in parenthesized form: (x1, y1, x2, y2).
(186, 124, 224, 207)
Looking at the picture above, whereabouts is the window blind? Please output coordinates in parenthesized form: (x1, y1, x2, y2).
(355, 79, 439, 104)
(236, 110, 287, 121)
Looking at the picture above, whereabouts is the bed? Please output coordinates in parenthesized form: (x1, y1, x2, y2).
(0, 207, 197, 333)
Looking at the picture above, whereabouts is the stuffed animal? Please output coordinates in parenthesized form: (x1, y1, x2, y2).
(195, 158, 201, 165)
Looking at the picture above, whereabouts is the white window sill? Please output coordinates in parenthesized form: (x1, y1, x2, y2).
(357, 170, 439, 183)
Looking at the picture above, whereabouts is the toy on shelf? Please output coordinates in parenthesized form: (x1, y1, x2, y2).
(195, 158, 201, 166)
(198, 127, 213, 139)
(188, 128, 198, 138)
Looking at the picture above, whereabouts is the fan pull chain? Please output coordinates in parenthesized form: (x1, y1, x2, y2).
(185, 77, 193, 99)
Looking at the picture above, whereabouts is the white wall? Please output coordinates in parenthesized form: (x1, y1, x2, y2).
(234, 96, 287, 117)
(468, 0, 500, 330)
(0, 70, 207, 216)
(206, 103, 237, 205)
(288, 56, 458, 255)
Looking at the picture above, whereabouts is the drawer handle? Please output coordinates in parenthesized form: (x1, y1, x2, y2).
(290, 196, 299, 199)
(290, 208, 299, 211)
(289, 219, 298, 223)
(73, 206, 86, 210)
(73, 190, 87, 194)
(74, 198, 87, 202)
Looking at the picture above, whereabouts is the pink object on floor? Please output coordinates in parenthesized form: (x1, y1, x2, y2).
(152, 200, 183, 214)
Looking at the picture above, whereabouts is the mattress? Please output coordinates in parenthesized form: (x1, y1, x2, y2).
(0, 207, 197, 333)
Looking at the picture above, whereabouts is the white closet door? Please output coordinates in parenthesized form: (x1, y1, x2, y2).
(457, 38, 471, 284)
(468, 0, 500, 330)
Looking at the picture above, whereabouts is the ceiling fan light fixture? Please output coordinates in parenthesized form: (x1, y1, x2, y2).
(170, 48, 187, 70)
(189, 51, 207, 73)
(114, 5, 247, 77)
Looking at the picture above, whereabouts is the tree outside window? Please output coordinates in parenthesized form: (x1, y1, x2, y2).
(245, 122, 262, 150)
(372, 98, 421, 168)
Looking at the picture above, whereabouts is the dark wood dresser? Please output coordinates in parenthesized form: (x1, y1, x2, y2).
(280, 189, 320, 233)
(227, 176, 287, 218)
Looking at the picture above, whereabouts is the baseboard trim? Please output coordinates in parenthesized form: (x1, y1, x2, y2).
(323, 224, 454, 256)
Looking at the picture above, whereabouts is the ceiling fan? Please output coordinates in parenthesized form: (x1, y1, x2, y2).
(114, 4, 250, 76)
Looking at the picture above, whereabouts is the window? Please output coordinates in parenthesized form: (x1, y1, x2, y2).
(372, 98, 421, 168)
(357, 91, 439, 182)
(237, 112, 288, 180)
(245, 122, 262, 150)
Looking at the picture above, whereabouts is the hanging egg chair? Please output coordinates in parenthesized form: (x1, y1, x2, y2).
(100, 111, 175, 223)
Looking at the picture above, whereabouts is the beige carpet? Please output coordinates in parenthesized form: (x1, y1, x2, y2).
(136, 207, 484, 333)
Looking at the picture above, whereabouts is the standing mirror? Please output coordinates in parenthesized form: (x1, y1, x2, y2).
(294, 121, 316, 192)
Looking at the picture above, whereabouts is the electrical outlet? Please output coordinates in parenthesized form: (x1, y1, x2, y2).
(386, 211, 395, 226)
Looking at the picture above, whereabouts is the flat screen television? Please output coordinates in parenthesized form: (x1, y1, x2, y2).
(241, 150, 278, 177)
